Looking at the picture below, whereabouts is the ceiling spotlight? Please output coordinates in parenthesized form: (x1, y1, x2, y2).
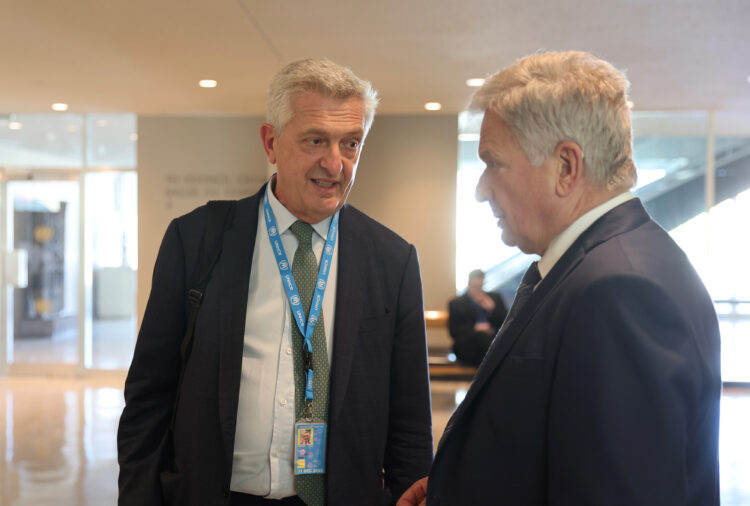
(130, 133, 138, 142)
(627, 100, 634, 109)
(52, 103, 68, 112)
(465, 78, 485, 87)
(8, 121, 22, 130)
(199, 79, 218, 88)
(746, 76, 750, 84)
(424, 102, 442, 111)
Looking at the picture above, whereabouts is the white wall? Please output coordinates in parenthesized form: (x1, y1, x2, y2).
(350, 115, 457, 312)
(137, 116, 268, 319)
(137, 114, 457, 347)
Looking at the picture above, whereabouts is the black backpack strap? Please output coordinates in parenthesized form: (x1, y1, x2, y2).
(167, 200, 237, 443)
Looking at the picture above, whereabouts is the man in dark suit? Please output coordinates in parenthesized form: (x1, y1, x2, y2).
(399, 51, 721, 505)
(447, 269, 507, 366)
(118, 59, 433, 506)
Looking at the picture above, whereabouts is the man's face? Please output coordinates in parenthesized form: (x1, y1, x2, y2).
(467, 276, 484, 296)
(475, 110, 559, 255)
(262, 91, 366, 224)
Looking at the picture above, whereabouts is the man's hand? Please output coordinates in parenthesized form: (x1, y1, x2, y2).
(397, 477, 428, 506)
(473, 292, 496, 311)
(473, 321, 491, 332)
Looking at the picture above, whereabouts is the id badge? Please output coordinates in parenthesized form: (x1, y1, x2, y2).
(294, 421, 327, 475)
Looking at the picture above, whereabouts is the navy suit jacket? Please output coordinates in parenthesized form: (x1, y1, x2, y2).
(448, 292, 508, 342)
(118, 184, 433, 506)
(427, 199, 721, 505)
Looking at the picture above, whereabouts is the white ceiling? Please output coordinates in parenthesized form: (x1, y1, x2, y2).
(1, 0, 749, 116)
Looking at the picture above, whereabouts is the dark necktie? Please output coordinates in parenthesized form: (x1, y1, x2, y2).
(289, 221, 329, 506)
(494, 261, 541, 341)
(439, 261, 541, 449)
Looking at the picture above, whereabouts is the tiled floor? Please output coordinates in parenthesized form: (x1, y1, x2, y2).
(11, 319, 136, 370)
(0, 376, 747, 505)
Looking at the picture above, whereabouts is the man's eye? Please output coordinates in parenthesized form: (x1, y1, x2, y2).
(309, 138, 322, 145)
(345, 140, 360, 149)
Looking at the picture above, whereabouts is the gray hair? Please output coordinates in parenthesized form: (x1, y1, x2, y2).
(266, 58, 379, 135)
(470, 51, 637, 190)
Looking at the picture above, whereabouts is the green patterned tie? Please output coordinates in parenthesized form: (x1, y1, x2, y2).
(289, 221, 330, 506)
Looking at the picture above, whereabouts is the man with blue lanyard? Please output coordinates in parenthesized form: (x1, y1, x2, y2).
(118, 59, 433, 506)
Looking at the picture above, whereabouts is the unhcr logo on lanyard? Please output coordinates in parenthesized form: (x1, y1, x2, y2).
(262, 185, 339, 349)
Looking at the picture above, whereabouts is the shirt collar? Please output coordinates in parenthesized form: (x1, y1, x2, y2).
(265, 176, 333, 241)
(538, 191, 634, 279)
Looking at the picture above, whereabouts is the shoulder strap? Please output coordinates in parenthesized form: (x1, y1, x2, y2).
(168, 200, 237, 437)
(190, 200, 238, 300)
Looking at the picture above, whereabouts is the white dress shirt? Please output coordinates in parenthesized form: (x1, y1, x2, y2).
(230, 183, 338, 498)
(538, 192, 634, 279)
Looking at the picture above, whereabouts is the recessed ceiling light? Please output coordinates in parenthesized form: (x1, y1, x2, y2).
(8, 121, 22, 130)
(130, 133, 138, 142)
(746, 75, 750, 84)
(627, 100, 634, 109)
(51, 103, 68, 112)
(465, 78, 485, 87)
(424, 102, 442, 111)
(66, 124, 77, 133)
(96, 119, 108, 127)
(199, 79, 218, 88)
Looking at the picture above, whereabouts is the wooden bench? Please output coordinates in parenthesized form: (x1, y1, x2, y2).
(425, 310, 477, 381)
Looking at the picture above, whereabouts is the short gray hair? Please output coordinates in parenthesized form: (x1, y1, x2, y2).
(266, 58, 379, 135)
(470, 51, 636, 190)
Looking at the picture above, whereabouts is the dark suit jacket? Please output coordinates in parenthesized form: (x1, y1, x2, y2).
(427, 199, 721, 505)
(118, 184, 433, 506)
(448, 292, 507, 342)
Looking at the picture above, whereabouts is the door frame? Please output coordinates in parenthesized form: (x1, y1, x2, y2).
(0, 170, 88, 377)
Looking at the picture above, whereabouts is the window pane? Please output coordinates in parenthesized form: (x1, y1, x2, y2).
(0, 114, 83, 169)
(86, 114, 137, 169)
(631, 111, 708, 231)
(710, 112, 750, 382)
(87, 172, 138, 369)
(639, 111, 750, 382)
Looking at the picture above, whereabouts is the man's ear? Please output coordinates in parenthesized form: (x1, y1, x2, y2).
(260, 123, 278, 164)
(554, 141, 584, 197)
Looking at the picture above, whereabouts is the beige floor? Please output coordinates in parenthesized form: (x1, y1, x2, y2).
(0, 376, 747, 505)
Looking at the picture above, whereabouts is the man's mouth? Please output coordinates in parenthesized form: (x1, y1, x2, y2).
(312, 178, 336, 188)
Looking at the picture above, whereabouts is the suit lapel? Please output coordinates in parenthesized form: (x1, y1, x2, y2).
(437, 199, 652, 449)
(217, 187, 263, 468)
(438, 261, 566, 445)
(329, 205, 368, 423)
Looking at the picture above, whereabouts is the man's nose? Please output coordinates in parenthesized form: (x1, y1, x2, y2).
(319, 145, 343, 175)
(475, 170, 490, 202)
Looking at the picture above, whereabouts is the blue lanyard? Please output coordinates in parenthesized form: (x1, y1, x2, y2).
(263, 186, 338, 407)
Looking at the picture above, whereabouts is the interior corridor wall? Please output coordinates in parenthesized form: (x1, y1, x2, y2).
(137, 116, 269, 321)
(137, 114, 457, 348)
(350, 115, 457, 313)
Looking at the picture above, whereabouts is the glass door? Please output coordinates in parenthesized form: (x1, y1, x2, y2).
(4, 179, 80, 373)
(1, 113, 138, 376)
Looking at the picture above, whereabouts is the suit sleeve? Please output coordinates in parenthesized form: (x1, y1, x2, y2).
(383, 245, 434, 501)
(447, 296, 476, 341)
(117, 220, 187, 506)
(547, 274, 711, 505)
